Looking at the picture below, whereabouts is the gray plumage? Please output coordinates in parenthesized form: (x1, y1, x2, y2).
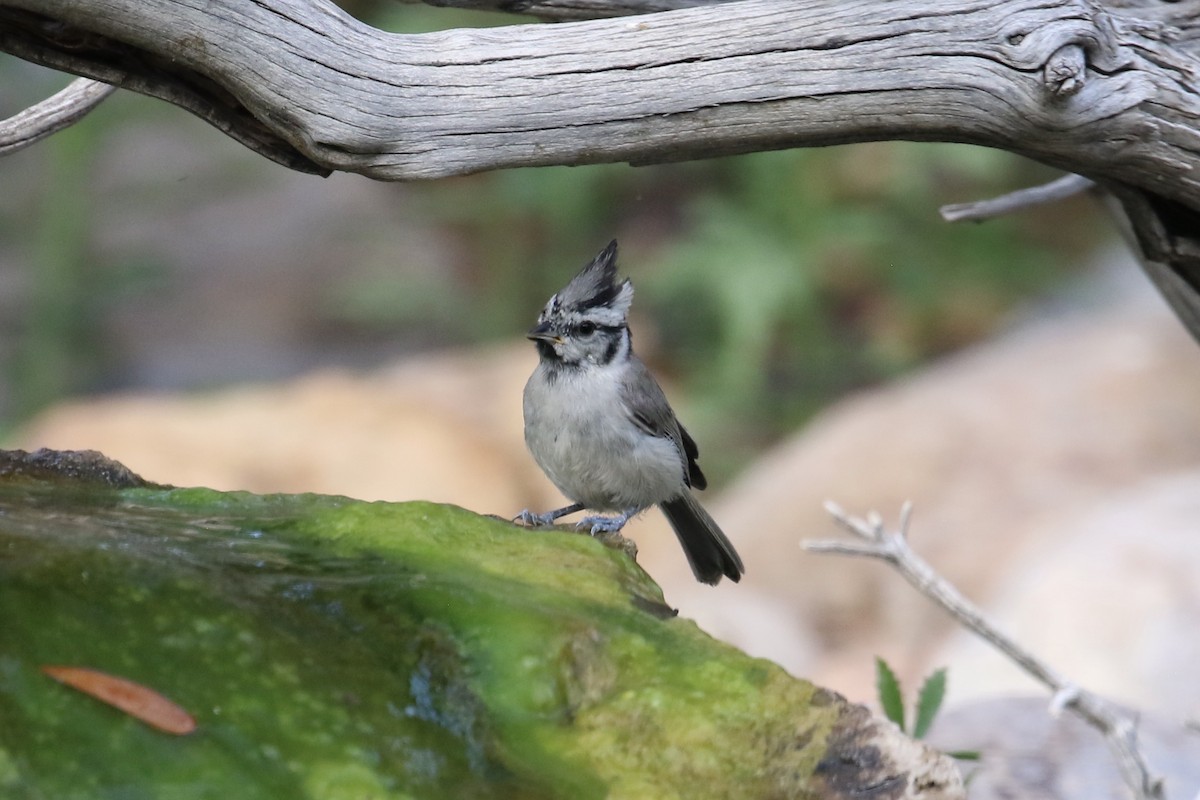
(518, 240, 744, 585)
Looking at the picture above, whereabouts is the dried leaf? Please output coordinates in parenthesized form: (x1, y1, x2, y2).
(41, 665, 197, 735)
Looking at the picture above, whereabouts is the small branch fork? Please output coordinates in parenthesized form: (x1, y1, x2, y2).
(0, 77, 116, 156)
(804, 501, 1166, 800)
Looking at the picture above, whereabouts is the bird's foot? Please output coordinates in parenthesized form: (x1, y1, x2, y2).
(514, 509, 560, 528)
(577, 510, 636, 536)
(514, 502, 585, 529)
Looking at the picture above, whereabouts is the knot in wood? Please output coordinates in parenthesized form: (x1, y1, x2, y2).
(1045, 43, 1087, 97)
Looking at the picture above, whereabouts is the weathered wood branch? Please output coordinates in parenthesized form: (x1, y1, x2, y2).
(939, 174, 1098, 223)
(0, 5, 330, 173)
(0, 0, 1195, 187)
(2, 0, 1200, 336)
(399, 0, 745, 21)
(408, 0, 1200, 36)
(0, 76, 114, 155)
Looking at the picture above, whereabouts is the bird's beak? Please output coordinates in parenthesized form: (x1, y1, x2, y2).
(526, 321, 563, 345)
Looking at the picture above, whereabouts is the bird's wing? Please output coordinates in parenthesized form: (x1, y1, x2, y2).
(676, 422, 706, 490)
(620, 357, 707, 490)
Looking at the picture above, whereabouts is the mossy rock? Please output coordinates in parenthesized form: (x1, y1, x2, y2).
(0, 449, 961, 799)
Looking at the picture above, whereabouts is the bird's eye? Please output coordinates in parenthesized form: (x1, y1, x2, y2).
(577, 322, 597, 336)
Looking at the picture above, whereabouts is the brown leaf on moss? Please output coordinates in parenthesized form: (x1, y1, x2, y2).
(41, 665, 197, 735)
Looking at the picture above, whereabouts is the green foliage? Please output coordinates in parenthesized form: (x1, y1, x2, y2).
(636, 146, 1085, 475)
(912, 668, 947, 740)
(8, 116, 100, 423)
(0, 71, 178, 434)
(874, 657, 947, 739)
(875, 657, 908, 731)
(873, 658, 979, 762)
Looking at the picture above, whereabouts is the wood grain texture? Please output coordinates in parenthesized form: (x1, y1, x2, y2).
(0, 0, 1195, 188)
(401, 0, 745, 21)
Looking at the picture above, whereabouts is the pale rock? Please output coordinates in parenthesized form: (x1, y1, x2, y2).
(934, 470, 1200, 717)
(924, 696, 1200, 800)
(12, 343, 560, 515)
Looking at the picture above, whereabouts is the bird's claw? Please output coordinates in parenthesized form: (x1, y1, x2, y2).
(514, 509, 559, 528)
(577, 514, 630, 535)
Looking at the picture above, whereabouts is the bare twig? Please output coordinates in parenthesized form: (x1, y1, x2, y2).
(939, 174, 1096, 223)
(0, 77, 116, 157)
(805, 501, 1166, 800)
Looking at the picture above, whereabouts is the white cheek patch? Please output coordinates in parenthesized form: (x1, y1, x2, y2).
(610, 280, 634, 318)
(577, 307, 624, 327)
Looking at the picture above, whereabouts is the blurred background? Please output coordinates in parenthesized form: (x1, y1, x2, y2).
(0, 5, 1104, 454)
(5, 3, 1198, 729)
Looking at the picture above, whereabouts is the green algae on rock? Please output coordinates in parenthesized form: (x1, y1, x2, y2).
(0, 451, 963, 799)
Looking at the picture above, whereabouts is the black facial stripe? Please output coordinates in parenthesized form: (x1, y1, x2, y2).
(601, 333, 621, 365)
(572, 322, 624, 336)
(597, 326, 630, 366)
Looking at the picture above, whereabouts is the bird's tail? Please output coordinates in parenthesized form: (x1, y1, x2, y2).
(659, 492, 744, 585)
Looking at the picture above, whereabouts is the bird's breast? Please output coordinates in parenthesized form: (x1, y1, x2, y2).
(523, 363, 683, 511)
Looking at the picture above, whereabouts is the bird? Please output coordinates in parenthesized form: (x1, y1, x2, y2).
(515, 239, 744, 585)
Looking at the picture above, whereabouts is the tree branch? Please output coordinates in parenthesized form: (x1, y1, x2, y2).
(805, 501, 1166, 800)
(404, 0, 1200, 41)
(939, 174, 1096, 223)
(0, 77, 115, 156)
(0, 0, 1196, 192)
(397, 0, 745, 21)
(0, 6, 330, 174)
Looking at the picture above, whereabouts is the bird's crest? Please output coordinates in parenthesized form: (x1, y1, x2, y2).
(548, 240, 634, 325)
